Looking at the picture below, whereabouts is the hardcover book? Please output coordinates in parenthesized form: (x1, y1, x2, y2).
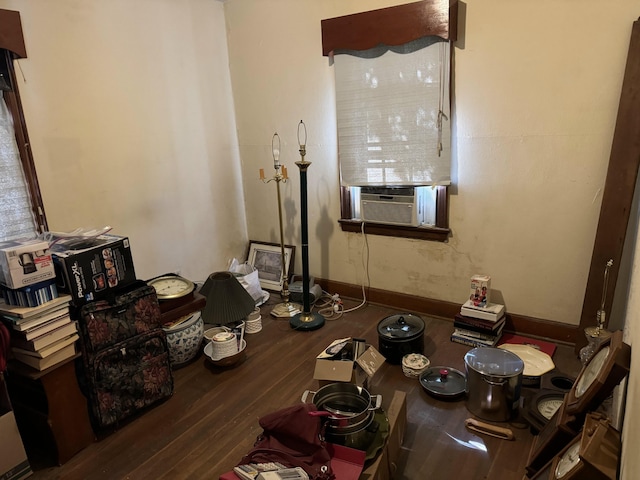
(461, 300, 505, 322)
(10, 321, 78, 352)
(450, 332, 501, 348)
(12, 314, 72, 341)
(454, 313, 505, 333)
(7, 306, 70, 332)
(453, 323, 504, 341)
(12, 333, 79, 359)
(12, 342, 76, 371)
(0, 294, 71, 319)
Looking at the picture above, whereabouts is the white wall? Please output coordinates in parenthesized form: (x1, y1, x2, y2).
(0, 0, 248, 283)
(225, 0, 638, 326)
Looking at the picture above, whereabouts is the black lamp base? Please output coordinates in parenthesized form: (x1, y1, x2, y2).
(290, 311, 325, 331)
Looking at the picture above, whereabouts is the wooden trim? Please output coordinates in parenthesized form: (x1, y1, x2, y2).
(338, 219, 450, 242)
(0, 9, 26, 58)
(435, 185, 448, 229)
(321, 0, 457, 56)
(2, 50, 48, 233)
(316, 277, 579, 345)
(339, 185, 351, 219)
(576, 18, 640, 353)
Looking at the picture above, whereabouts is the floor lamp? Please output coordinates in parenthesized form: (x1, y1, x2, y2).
(261, 133, 303, 318)
(290, 120, 325, 331)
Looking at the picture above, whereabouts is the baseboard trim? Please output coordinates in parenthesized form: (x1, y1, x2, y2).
(316, 278, 579, 345)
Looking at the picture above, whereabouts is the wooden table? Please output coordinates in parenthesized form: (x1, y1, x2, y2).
(6, 354, 95, 466)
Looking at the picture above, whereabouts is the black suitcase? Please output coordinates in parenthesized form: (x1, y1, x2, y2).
(76, 282, 173, 428)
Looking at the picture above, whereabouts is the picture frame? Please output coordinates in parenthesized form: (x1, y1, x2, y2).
(247, 240, 295, 291)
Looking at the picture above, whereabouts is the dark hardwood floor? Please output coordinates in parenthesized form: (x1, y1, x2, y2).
(26, 295, 582, 480)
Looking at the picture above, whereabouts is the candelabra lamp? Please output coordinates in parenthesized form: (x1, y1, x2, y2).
(260, 133, 303, 318)
(290, 121, 325, 331)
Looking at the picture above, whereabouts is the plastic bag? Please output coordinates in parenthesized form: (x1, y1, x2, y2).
(229, 258, 263, 304)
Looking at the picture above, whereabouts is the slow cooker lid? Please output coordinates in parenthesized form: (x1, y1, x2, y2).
(377, 313, 425, 339)
(464, 347, 524, 377)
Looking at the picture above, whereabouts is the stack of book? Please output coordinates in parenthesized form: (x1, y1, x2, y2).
(451, 299, 506, 348)
(0, 294, 79, 371)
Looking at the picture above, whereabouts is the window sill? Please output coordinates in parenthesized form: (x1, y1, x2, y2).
(338, 219, 450, 242)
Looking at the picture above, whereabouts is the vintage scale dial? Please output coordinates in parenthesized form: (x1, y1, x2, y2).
(539, 396, 564, 421)
(524, 389, 567, 434)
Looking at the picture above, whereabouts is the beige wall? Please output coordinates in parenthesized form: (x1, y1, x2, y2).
(225, 0, 638, 327)
(1, 0, 638, 475)
(0, 0, 248, 282)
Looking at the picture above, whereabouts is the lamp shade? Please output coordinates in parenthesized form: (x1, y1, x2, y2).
(200, 271, 256, 326)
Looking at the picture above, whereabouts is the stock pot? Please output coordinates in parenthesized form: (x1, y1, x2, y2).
(464, 347, 524, 422)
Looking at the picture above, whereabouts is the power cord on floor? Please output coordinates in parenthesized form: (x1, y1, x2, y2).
(315, 292, 344, 320)
(313, 221, 370, 319)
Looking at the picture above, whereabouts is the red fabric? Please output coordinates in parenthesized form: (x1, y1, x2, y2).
(239, 403, 334, 480)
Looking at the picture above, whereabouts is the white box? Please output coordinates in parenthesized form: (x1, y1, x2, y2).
(0, 239, 55, 289)
(469, 274, 491, 308)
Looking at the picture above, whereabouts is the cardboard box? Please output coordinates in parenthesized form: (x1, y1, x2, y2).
(0, 239, 54, 289)
(469, 274, 491, 308)
(361, 390, 407, 480)
(314, 338, 385, 388)
(51, 234, 136, 305)
(0, 376, 32, 480)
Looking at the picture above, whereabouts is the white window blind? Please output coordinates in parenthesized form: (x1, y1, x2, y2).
(0, 91, 37, 242)
(335, 38, 451, 187)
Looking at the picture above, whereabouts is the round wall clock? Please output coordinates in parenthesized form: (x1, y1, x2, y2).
(530, 412, 621, 479)
(525, 398, 580, 477)
(148, 274, 195, 301)
(564, 329, 631, 416)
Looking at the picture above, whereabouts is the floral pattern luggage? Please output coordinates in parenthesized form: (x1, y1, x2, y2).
(76, 283, 173, 428)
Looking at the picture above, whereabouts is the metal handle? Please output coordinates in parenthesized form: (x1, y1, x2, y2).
(465, 418, 514, 441)
(301, 390, 315, 403)
(371, 394, 383, 410)
(483, 377, 507, 387)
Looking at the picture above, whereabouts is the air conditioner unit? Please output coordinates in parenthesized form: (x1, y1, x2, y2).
(360, 186, 424, 227)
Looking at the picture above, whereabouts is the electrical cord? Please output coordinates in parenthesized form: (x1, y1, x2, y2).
(313, 221, 370, 319)
(342, 220, 369, 314)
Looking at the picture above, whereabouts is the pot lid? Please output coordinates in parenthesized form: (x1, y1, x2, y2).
(419, 366, 466, 399)
(464, 347, 524, 377)
(377, 313, 425, 339)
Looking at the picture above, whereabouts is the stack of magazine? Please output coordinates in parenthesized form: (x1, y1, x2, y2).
(233, 463, 309, 480)
(0, 294, 78, 371)
(451, 299, 506, 348)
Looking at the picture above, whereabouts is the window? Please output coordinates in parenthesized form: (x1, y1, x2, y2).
(0, 10, 47, 242)
(0, 87, 37, 242)
(321, 0, 457, 241)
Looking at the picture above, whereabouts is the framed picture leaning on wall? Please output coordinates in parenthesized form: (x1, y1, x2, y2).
(247, 240, 295, 291)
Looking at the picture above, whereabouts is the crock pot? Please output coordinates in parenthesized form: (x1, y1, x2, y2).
(377, 313, 425, 364)
(464, 347, 524, 422)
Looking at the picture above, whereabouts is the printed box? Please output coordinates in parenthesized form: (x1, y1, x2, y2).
(0, 238, 55, 289)
(469, 274, 491, 308)
(314, 337, 385, 389)
(51, 234, 136, 306)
